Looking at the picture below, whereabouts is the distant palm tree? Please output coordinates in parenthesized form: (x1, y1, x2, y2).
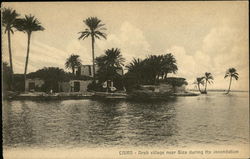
(2, 8, 20, 87)
(78, 17, 107, 83)
(65, 54, 82, 75)
(204, 72, 214, 93)
(224, 68, 239, 94)
(194, 77, 205, 93)
(15, 15, 44, 92)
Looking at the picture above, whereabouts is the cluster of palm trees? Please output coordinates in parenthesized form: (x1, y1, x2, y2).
(2, 8, 44, 91)
(194, 72, 214, 94)
(194, 68, 239, 94)
(126, 54, 178, 85)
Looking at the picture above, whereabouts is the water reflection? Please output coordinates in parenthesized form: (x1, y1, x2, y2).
(2, 92, 249, 148)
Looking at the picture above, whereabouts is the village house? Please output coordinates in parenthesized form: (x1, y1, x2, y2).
(59, 64, 123, 93)
(59, 80, 91, 93)
(62, 64, 124, 92)
(25, 78, 44, 92)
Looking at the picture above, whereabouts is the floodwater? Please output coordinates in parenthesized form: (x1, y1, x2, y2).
(2, 92, 249, 149)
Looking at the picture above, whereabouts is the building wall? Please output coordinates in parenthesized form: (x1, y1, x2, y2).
(79, 65, 94, 77)
(25, 78, 44, 91)
(58, 82, 71, 92)
(70, 80, 92, 92)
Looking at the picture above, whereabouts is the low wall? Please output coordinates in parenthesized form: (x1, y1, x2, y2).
(139, 84, 186, 93)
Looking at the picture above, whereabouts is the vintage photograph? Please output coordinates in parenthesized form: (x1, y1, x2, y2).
(2, 1, 249, 159)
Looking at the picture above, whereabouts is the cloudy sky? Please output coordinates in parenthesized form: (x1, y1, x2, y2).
(2, 2, 248, 90)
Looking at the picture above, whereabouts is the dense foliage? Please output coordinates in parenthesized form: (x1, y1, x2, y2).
(126, 53, 177, 85)
(124, 53, 178, 91)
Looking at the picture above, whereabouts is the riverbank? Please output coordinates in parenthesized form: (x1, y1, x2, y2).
(5, 91, 199, 101)
(9, 92, 94, 100)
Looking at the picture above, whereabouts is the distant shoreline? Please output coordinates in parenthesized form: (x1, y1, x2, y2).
(187, 89, 249, 92)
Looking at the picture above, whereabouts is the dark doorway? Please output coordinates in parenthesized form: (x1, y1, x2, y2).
(74, 82, 80, 92)
(29, 82, 35, 91)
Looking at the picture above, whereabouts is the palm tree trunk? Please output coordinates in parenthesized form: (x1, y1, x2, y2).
(7, 30, 13, 90)
(91, 35, 96, 83)
(205, 80, 207, 93)
(198, 84, 201, 93)
(24, 33, 31, 92)
(227, 76, 232, 94)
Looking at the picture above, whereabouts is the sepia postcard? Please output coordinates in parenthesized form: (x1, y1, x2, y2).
(1, 1, 249, 159)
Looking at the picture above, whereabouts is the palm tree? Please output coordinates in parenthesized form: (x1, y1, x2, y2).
(204, 72, 214, 93)
(65, 54, 82, 75)
(95, 48, 125, 92)
(2, 8, 20, 88)
(102, 48, 125, 68)
(161, 53, 178, 79)
(78, 17, 107, 83)
(96, 48, 124, 81)
(15, 15, 44, 92)
(126, 58, 144, 85)
(194, 77, 205, 93)
(224, 68, 239, 94)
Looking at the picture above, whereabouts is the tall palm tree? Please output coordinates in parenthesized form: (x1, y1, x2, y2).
(194, 77, 205, 93)
(204, 72, 214, 93)
(2, 8, 20, 88)
(65, 54, 82, 75)
(224, 68, 239, 94)
(15, 15, 44, 92)
(78, 17, 107, 83)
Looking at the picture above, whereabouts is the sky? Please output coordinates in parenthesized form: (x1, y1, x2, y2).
(2, 2, 249, 90)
